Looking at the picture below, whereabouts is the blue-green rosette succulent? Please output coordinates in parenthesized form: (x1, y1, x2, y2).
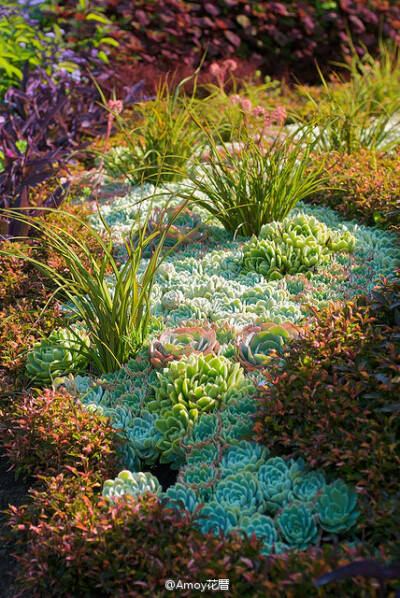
(276, 502, 319, 550)
(186, 443, 220, 468)
(102, 470, 161, 501)
(26, 327, 91, 385)
(164, 482, 201, 515)
(213, 471, 265, 516)
(219, 441, 269, 477)
(239, 513, 278, 555)
(258, 457, 302, 513)
(316, 480, 360, 534)
(293, 471, 327, 503)
(124, 410, 162, 466)
(178, 463, 219, 502)
(196, 501, 239, 536)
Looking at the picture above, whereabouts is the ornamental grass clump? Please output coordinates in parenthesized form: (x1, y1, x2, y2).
(0, 197, 192, 374)
(177, 116, 327, 237)
(149, 326, 220, 368)
(26, 326, 90, 385)
(235, 322, 299, 371)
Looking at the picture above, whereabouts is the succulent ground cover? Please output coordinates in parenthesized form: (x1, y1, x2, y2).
(0, 4, 400, 596)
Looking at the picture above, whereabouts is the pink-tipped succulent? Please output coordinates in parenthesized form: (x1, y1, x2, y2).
(150, 326, 220, 369)
(235, 322, 299, 372)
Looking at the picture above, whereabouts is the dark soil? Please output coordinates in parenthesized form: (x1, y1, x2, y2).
(0, 450, 31, 598)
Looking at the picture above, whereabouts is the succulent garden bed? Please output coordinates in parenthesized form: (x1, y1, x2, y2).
(1, 1, 400, 597)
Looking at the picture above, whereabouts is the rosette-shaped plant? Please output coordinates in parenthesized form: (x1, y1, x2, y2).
(161, 289, 185, 311)
(164, 482, 200, 515)
(213, 471, 265, 515)
(186, 443, 220, 468)
(258, 457, 302, 513)
(183, 412, 221, 449)
(316, 480, 360, 533)
(125, 410, 162, 466)
(242, 237, 325, 281)
(293, 471, 327, 503)
(149, 353, 247, 419)
(131, 205, 206, 257)
(196, 501, 239, 536)
(276, 502, 319, 550)
(153, 404, 193, 467)
(102, 470, 161, 501)
(239, 513, 278, 555)
(220, 441, 269, 477)
(235, 322, 299, 371)
(179, 463, 219, 502)
(26, 327, 91, 385)
(220, 397, 257, 442)
(149, 327, 220, 369)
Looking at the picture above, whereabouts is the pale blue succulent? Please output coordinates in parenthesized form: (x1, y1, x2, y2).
(316, 480, 360, 534)
(293, 471, 327, 503)
(258, 457, 302, 514)
(164, 483, 201, 515)
(196, 502, 239, 535)
(276, 502, 319, 550)
(220, 397, 258, 441)
(125, 410, 162, 465)
(239, 513, 278, 555)
(102, 470, 161, 501)
(213, 471, 265, 515)
(219, 441, 269, 477)
(161, 289, 185, 311)
(183, 412, 221, 448)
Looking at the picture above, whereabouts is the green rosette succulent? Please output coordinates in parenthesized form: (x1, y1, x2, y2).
(125, 410, 162, 466)
(316, 480, 360, 534)
(102, 470, 161, 501)
(196, 501, 239, 536)
(219, 441, 269, 477)
(153, 403, 193, 467)
(183, 412, 221, 449)
(149, 353, 247, 419)
(26, 327, 91, 385)
(276, 502, 319, 550)
(293, 471, 327, 503)
(164, 483, 201, 515)
(239, 513, 278, 555)
(213, 471, 265, 515)
(258, 457, 302, 514)
(149, 326, 220, 369)
(235, 322, 299, 371)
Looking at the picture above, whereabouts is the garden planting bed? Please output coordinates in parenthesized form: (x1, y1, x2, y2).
(0, 1, 400, 596)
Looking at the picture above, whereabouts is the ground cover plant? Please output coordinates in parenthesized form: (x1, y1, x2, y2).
(0, 4, 400, 597)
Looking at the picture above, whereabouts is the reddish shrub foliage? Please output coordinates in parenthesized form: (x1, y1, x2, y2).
(255, 274, 400, 552)
(0, 389, 121, 480)
(310, 149, 400, 230)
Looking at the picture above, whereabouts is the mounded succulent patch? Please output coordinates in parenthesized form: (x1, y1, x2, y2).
(316, 479, 360, 534)
(276, 502, 319, 550)
(26, 327, 91, 385)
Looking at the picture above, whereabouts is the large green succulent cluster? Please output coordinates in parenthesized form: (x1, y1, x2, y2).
(146, 353, 252, 466)
(149, 326, 220, 369)
(235, 321, 299, 371)
(242, 213, 356, 281)
(26, 327, 91, 385)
